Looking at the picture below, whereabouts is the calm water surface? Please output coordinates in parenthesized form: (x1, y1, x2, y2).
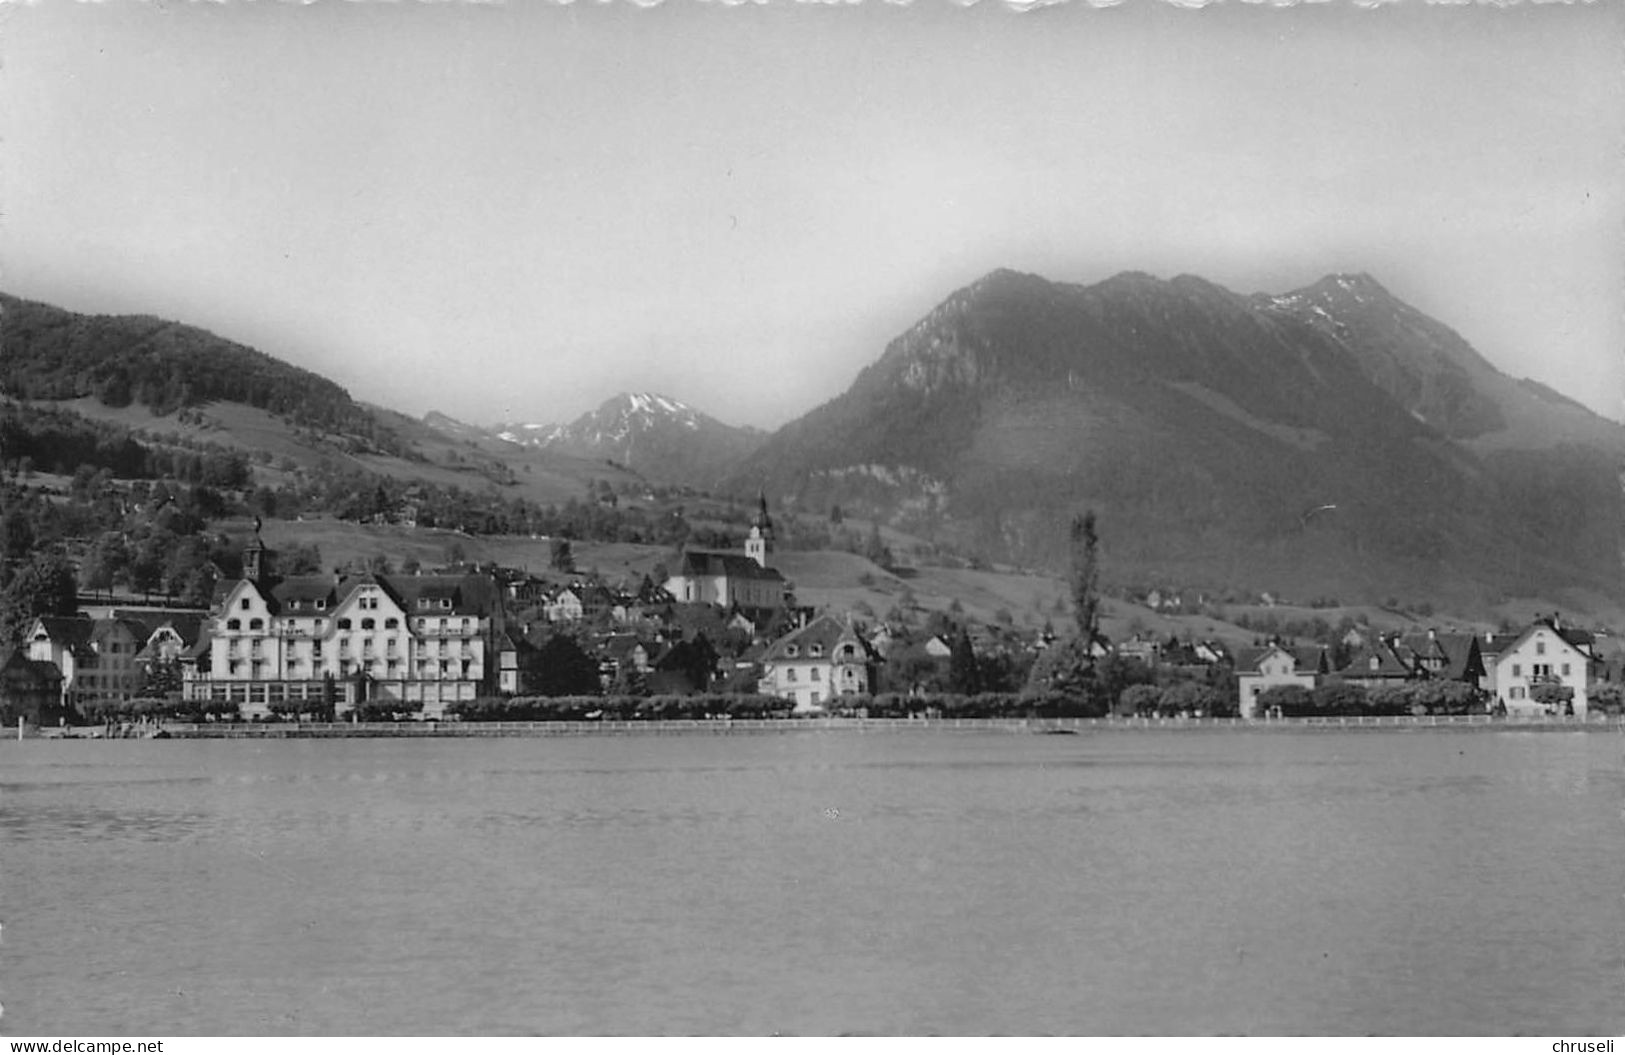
(1, 729, 1620, 1035)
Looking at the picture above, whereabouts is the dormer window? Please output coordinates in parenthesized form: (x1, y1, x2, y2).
(441, 599, 452, 609)
(315, 600, 326, 611)
(418, 598, 432, 610)
(785, 645, 798, 658)
(809, 644, 823, 658)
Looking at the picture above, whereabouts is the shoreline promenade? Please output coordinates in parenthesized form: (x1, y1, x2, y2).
(28, 713, 1624, 740)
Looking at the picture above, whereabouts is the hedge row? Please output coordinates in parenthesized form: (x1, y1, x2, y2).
(1256, 680, 1484, 718)
(435, 692, 1114, 722)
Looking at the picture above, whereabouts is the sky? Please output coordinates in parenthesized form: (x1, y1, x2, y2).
(2, 0, 1621, 430)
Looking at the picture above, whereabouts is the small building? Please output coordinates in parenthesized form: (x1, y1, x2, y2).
(1235, 643, 1327, 719)
(1333, 638, 1415, 690)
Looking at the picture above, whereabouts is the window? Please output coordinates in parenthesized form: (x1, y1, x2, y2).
(249, 619, 264, 631)
(338, 619, 352, 631)
(785, 645, 799, 658)
(1562, 663, 1571, 677)
(809, 644, 823, 658)
(227, 619, 241, 631)
(361, 618, 375, 630)
(385, 618, 399, 630)
(787, 668, 797, 682)
(1535, 641, 1546, 656)
(1512, 664, 1521, 677)
(810, 668, 821, 681)
(240, 598, 250, 610)
(418, 598, 432, 610)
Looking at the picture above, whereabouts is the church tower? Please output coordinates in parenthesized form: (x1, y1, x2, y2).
(745, 490, 775, 568)
(243, 518, 269, 584)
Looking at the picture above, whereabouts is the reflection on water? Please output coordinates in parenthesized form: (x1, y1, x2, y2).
(0, 731, 1619, 1035)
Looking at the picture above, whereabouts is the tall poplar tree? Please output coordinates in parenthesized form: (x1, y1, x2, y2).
(1069, 511, 1100, 645)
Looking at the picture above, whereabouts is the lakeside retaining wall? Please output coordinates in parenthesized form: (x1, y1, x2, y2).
(62, 713, 1625, 739)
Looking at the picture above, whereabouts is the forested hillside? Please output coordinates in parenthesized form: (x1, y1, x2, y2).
(0, 293, 406, 455)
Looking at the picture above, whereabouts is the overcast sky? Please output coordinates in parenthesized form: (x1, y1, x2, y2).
(3, 0, 1621, 429)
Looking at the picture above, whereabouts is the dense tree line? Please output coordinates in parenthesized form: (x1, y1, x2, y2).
(2, 401, 252, 486)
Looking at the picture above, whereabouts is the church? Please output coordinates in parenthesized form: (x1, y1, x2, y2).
(662, 493, 787, 611)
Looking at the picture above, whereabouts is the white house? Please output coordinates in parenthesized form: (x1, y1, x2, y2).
(758, 615, 876, 713)
(1490, 618, 1597, 717)
(1234, 644, 1327, 719)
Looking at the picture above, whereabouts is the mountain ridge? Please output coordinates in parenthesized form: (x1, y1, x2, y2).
(724, 267, 1625, 605)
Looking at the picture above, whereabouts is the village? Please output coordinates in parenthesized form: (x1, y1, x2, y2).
(2, 492, 1619, 731)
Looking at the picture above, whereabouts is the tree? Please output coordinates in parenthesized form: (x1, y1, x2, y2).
(549, 538, 575, 573)
(1118, 683, 1162, 717)
(1529, 681, 1574, 715)
(947, 629, 981, 695)
(863, 521, 891, 567)
(526, 634, 602, 697)
(283, 544, 324, 576)
(0, 552, 79, 646)
(1022, 635, 1096, 702)
(81, 531, 130, 592)
(138, 658, 183, 699)
(1256, 684, 1313, 717)
(609, 663, 649, 698)
(1068, 511, 1100, 642)
(1588, 682, 1624, 715)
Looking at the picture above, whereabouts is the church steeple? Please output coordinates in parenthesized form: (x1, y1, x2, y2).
(745, 490, 774, 568)
(243, 517, 269, 584)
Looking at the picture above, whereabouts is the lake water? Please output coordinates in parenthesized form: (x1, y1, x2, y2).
(0, 729, 1620, 1036)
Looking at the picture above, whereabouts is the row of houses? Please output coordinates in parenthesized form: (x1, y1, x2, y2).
(1235, 618, 1607, 718)
(0, 610, 205, 724)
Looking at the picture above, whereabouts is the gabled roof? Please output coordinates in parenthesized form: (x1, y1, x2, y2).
(1234, 643, 1326, 675)
(269, 577, 341, 612)
(1337, 641, 1413, 680)
(29, 616, 96, 652)
(598, 633, 650, 661)
(1396, 632, 1482, 681)
(760, 614, 874, 664)
(1491, 621, 1595, 664)
(674, 549, 785, 582)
